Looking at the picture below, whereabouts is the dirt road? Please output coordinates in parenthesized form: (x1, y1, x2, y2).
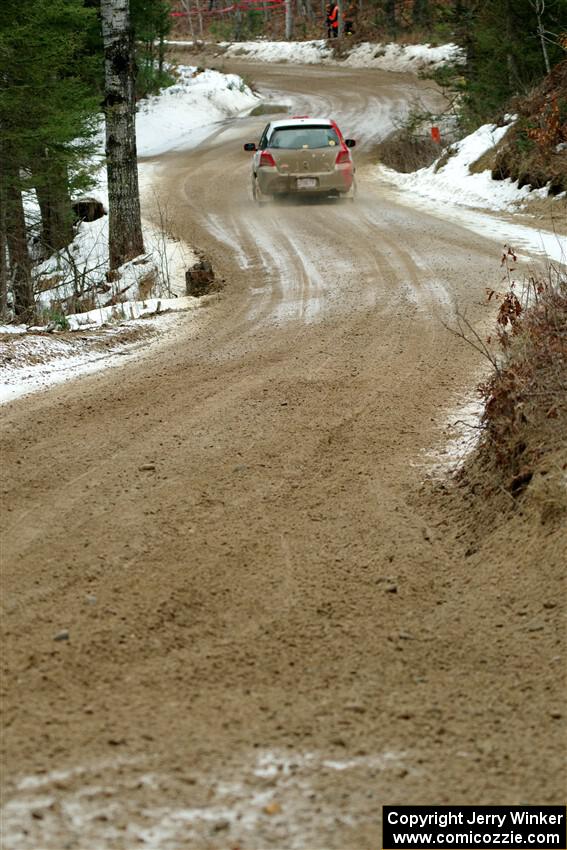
(1, 61, 564, 849)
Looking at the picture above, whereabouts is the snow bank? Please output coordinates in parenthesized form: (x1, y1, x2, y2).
(377, 121, 550, 211)
(0, 324, 27, 335)
(34, 208, 197, 313)
(65, 295, 199, 331)
(223, 39, 332, 65)
(375, 121, 566, 263)
(0, 308, 201, 405)
(216, 39, 464, 72)
(136, 65, 259, 156)
(340, 41, 463, 72)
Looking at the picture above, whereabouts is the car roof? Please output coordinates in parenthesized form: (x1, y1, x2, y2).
(268, 117, 334, 131)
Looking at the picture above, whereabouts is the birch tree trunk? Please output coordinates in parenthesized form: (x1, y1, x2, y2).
(285, 0, 293, 39)
(179, 0, 195, 37)
(101, 0, 144, 270)
(532, 0, 551, 74)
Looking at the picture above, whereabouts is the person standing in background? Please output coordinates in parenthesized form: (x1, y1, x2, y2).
(325, 2, 333, 36)
(344, 1, 355, 34)
(327, 0, 339, 37)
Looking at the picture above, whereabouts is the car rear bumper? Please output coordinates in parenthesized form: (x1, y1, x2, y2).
(257, 167, 354, 196)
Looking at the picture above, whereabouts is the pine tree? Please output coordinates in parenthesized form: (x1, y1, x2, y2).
(0, 0, 99, 317)
(456, 0, 567, 125)
(131, 0, 172, 91)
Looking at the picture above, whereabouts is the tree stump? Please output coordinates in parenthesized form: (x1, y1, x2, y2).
(185, 259, 216, 296)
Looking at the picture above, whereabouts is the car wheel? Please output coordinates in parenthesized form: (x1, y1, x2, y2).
(343, 178, 357, 202)
(253, 177, 270, 206)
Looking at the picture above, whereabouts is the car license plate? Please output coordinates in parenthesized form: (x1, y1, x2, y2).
(297, 178, 317, 189)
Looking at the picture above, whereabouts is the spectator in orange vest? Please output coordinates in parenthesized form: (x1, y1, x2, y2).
(325, 2, 333, 36)
(327, 1, 339, 37)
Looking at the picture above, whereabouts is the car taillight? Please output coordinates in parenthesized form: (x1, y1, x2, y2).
(335, 148, 351, 165)
(260, 151, 276, 167)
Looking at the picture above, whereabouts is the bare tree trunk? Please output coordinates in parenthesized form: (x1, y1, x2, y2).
(234, 5, 243, 39)
(412, 0, 430, 28)
(0, 191, 8, 320)
(299, 0, 313, 20)
(180, 0, 195, 37)
(336, 0, 343, 36)
(285, 0, 293, 38)
(101, 0, 144, 270)
(34, 156, 74, 254)
(303, 0, 314, 20)
(385, 0, 396, 35)
(504, 0, 520, 90)
(6, 184, 34, 322)
(532, 0, 551, 74)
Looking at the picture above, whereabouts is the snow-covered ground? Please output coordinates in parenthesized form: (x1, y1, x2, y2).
(171, 38, 464, 73)
(376, 120, 567, 264)
(0, 299, 214, 406)
(137, 65, 258, 156)
(378, 122, 541, 212)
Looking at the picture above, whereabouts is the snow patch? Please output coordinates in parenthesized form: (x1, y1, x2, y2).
(426, 396, 484, 477)
(0, 301, 206, 405)
(342, 41, 464, 72)
(0, 324, 28, 335)
(2, 748, 412, 849)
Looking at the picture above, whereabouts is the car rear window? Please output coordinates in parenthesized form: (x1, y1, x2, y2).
(268, 125, 340, 150)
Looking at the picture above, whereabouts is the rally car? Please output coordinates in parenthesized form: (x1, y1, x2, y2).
(244, 116, 356, 203)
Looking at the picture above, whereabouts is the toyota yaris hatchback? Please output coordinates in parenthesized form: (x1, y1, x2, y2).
(244, 116, 356, 203)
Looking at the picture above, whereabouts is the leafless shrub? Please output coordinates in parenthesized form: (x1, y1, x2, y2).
(373, 103, 459, 173)
(375, 129, 441, 172)
(471, 253, 566, 518)
(447, 246, 566, 523)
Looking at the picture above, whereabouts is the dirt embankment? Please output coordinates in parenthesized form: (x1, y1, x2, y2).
(419, 268, 566, 793)
(492, 60, 567, 195)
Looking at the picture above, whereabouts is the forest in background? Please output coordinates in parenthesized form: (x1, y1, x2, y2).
(0, 0, 565, 321)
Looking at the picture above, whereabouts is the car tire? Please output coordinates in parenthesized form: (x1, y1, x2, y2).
(342, 177, 357, 202)
(253, 177, 271, 206)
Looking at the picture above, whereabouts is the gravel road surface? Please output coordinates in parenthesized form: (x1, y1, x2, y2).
(1, 60, 564, 849)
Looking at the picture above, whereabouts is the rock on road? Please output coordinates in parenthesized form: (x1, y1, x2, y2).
(1, 59, 564, 849)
